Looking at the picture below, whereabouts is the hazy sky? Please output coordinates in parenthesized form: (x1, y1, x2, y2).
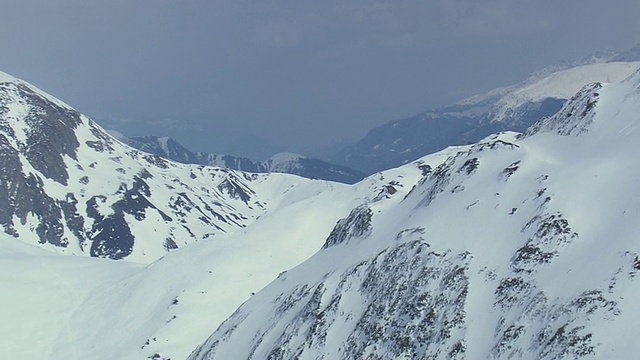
(1, 1, 639, 159)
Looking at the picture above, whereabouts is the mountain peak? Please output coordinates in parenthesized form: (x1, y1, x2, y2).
(0, 68, 334, 262)
(523, 82, 602, 137)
(0, 70, 74, 111)
(6, 57, 640, 359)
(524, 68, 640, 154)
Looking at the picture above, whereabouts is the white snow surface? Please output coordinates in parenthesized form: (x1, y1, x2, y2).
(0, 71, 356, 263)
(0, 154, 428, 360)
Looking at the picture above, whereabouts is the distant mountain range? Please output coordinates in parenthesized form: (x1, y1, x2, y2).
(113, 133, 366, 184)
(331, 46, 640, 174)
(115, 45, 640, 179)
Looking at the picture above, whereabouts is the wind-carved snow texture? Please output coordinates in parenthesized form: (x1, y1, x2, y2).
(491, 280, 619, 359)
(410, 139, 610, 358)
(417, 139, 621, 359)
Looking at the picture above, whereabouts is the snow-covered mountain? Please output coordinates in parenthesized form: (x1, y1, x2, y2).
(0, 68, 429, 359)
(4, 67, 640, 359)
(189, 70, 640, 359)
(0, 154, 427, 360)
(116, 134, 366, 184)
(0, 70, 346, 263)
(331, 49, 640, 174)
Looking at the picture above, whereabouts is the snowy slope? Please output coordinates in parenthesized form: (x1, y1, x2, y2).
(331, 57, 640, 174)
(0, 70, 348, 263)
(189, 72, 640, 359)
(0, 141, 433, 360)
(0, 70, 441, 359)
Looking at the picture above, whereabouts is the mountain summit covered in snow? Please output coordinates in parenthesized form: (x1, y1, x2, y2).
(0, 70, 348, 263)
(189, 69, 640, 359)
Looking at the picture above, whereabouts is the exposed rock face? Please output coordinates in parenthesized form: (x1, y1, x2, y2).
(0, 80, 83, 247)
(524, 83, 602, 137)
(0, 72, 325, 262)
(323, 205, 372, 248)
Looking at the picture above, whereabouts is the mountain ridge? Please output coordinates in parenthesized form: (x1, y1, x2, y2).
(0, 70, 346, 263)
(189, 70, 640, 359)
(115, 133, 367, 184)
(331, 49, 640, 174)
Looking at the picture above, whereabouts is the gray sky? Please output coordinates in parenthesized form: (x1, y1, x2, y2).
(1, 0, 639, 159)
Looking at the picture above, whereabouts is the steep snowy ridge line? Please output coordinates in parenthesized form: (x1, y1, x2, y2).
(0, 69, 74, 110)
(0, 153, 428, 360)
(523, 82, 602, 137)
(484, 62, 640, 123)
(459, 62, 640, 110)
(188, 71, 640, 359)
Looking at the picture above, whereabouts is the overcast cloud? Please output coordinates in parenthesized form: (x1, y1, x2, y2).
(1, 0, 639, 159)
